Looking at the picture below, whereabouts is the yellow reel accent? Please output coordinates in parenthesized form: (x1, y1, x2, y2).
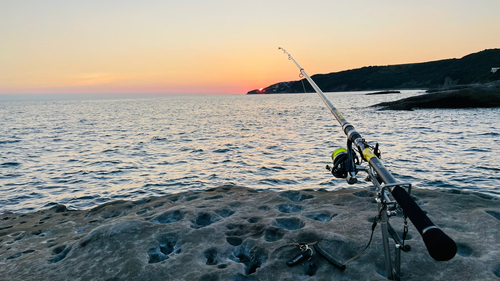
(362, 148, 376, 161)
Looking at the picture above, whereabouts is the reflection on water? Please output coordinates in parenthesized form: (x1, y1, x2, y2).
(1, 91, 499, 213)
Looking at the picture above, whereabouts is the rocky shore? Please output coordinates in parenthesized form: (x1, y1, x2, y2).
(1, 186, 499, 280)
(373, 81, 500, 110)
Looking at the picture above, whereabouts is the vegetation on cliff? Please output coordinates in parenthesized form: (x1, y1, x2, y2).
(248, 49, 500, 94)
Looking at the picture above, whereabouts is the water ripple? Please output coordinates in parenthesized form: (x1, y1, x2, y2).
(1, 92, 499, 213)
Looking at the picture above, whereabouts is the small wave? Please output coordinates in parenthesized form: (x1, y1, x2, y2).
(62, 170, 89, 176)
(0, 174, 21, 179)
(214, 148, 230, 153)
(266, 145, 279, 150)
(158, 160, 188, 165)
(130, 190, 147, 195)
(37, 185, 67, 190)
(10, 194, 33, 201)
(97, 170, 124, 175)
(1, 162, 21, 167)
(74, 195, 96, 201)
(479, 132, 499, 136)
(143, 183, 169, 188)
(259, 166, 286, 172)
(59, 178, 86, 184)
(111, 194, 133, 200)
(259, 178, 299, 185)
(143, 182, 192, 188)
(468, 147, 491, 152)
(477, 166, 500, 172)
(318, 180, 337, 186)
(0, 140, 21, 145)
(118, 165, 139, 170)
(151, 136, 168, 142)
(422, 179, 456, 189)
(90, 160, 122, 166)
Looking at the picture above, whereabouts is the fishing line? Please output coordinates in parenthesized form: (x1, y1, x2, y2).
(301, 79, 307, 94)
(341, 204, 386, 266)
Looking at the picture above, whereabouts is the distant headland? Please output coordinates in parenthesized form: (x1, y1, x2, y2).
(247, 49, 500, 95)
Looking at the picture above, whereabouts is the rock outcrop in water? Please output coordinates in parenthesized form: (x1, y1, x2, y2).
(365, 90, 401, 95)
(1, 186, 499, 280)
(373, 81, 500, 110)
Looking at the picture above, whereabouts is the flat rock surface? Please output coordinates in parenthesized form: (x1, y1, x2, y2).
(1, 186, 499, 281)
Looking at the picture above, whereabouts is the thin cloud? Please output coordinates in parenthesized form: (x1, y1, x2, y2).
(71, 73, 123, 86)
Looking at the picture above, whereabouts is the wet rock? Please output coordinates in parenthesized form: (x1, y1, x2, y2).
(373, 82, 500, 110)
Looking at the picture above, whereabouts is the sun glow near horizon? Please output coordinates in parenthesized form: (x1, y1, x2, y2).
(1, 0, 499, 95)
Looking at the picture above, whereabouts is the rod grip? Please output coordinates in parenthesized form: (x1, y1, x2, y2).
(391, 186, 457, 261)
(313, 243, 346, 271)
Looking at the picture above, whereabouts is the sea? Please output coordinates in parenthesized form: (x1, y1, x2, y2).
(1, 91, 499, 214)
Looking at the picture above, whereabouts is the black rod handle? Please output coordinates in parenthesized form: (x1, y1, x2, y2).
(392, 186, 457, 261)
(314, 243, 346, 271)
(370, 157, 457, 261)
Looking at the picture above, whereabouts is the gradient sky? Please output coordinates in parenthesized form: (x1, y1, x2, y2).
(1, 0, 499, 95)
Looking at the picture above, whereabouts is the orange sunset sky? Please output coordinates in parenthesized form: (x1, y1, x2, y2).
(1, 0, 499, 95)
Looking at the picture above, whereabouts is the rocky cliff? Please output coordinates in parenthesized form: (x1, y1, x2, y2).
(248, 49, 500, 94)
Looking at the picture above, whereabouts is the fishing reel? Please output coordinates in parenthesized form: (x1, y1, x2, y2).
(326, 141, 382, 185)
(328, 148, 351, 178)
(326, 146, 360, 185)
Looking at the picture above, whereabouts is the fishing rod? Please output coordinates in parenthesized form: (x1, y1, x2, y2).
(279, 47, 457, 279)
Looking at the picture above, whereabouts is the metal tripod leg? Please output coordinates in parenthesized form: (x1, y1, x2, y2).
(380, 203, 394, 280)
(388, 221, 405, 281)
(395, 244, 402, 280)
(373, 175, 409, 280)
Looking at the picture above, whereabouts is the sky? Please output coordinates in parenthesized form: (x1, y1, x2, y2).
(1, 0, 499, 95)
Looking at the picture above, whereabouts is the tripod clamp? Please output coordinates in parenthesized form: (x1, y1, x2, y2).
(328, 153, 414, 280)
(371, 173, 413, 280)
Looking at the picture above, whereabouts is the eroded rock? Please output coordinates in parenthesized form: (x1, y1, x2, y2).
(0, 186, 499, 280)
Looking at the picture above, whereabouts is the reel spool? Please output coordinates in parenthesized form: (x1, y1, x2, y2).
(330, 148, 349, 179)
